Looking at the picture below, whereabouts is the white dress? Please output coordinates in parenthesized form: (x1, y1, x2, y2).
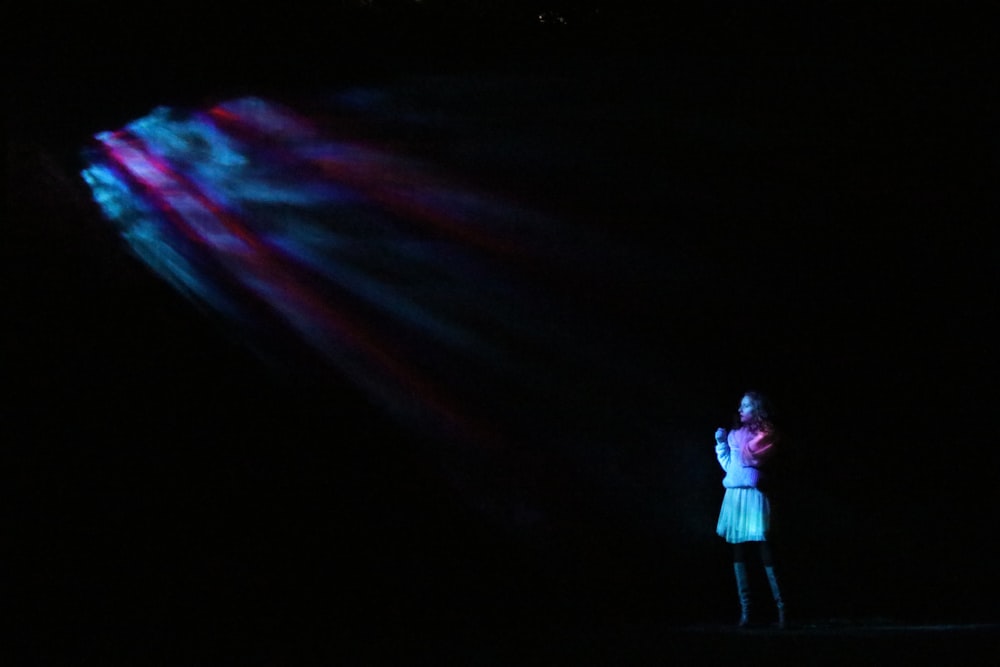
(715, 426, 775, 543)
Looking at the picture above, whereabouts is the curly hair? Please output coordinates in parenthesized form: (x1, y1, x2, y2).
(733, 390, 775, 434)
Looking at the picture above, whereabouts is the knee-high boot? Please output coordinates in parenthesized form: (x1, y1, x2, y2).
(734, 562, 751, 627)
(764, 565, 786, 629)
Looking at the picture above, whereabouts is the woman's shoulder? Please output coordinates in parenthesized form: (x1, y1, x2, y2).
(730, 426, 752, 443)
(758, 421, 779, 439)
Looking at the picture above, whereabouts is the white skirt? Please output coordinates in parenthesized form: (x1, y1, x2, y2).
(716, 487, 770, 543)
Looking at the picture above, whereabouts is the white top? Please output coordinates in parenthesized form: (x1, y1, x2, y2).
(715, 426, 776, 489)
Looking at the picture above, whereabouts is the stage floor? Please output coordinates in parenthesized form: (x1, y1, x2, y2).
(19, 615, 999, 665)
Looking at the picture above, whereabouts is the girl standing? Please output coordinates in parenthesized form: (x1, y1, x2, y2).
(715, 391, 786, 628)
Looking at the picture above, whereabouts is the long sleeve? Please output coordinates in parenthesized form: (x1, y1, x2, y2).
(717, 428, 768, 489)
(744, 426, 778, 466)
(715, 438, 731, 471)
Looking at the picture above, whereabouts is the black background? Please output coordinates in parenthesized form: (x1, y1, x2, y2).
(6, 2, 997, 663)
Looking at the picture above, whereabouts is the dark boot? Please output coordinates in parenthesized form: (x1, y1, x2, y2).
(734, 562, 751, 627)
(764, 565, 786, 629)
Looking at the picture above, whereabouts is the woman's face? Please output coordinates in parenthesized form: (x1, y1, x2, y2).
(738, 396, 756, 424)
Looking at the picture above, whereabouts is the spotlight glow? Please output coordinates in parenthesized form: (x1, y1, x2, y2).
(81, 96, 603, 448)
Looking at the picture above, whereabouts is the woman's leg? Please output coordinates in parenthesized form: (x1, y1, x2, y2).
(758, 541, 786, 628)
(759, 540, 774, 567)
(732, 543, 751, 626)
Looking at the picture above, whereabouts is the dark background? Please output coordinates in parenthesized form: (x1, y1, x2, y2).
(6, 2, 997, 663)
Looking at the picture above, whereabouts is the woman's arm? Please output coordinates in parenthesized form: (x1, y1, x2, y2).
(715, 428, 730, 470)
(745, 426, 778, 464)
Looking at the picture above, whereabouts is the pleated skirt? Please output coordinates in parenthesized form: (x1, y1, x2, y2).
(716, 487, 770, 543)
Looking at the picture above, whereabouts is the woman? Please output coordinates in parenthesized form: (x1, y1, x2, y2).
(715, 391, 786, 628)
